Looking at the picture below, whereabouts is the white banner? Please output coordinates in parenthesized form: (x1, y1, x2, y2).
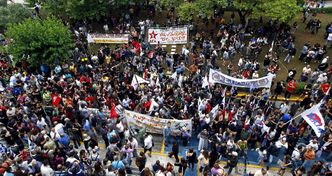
(209, 69, 274, 88)
(124, 110, 192, 135)
(147, 27, 188, 44)
(300, 104, 325, 137)
(87, 33, 129, 44)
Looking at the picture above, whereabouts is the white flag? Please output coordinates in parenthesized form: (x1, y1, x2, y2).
(131, 75, 150, 90)
(155, 76, 160, 87)
(171, 71, 177, 80)
(198, 97, 203, 113)
(210, 104, 219, 119)
(300, 103, 325, 137)
(149, 98, 159, 112)
(178, 74, 183, 87)
(202, 75, 209, 88)
(131, 75, 139, 90)
(183, 104, 188, 113)
(222, 88, 227, 107)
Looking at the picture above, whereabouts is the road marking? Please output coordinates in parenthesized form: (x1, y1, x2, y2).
(197, 160, 200, 176)
(160, 139, 165, 153)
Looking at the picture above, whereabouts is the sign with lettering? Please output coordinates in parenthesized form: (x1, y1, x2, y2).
(124, 110, 192, 135)
(87, 33, 129, 44)
(147, 27, 188, 44)
(209, 69, 274, 89)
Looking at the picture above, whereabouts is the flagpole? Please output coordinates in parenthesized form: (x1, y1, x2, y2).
(135, 75, 139, 89)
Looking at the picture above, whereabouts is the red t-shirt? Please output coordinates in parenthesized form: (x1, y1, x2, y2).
(287, 80, 296, 93)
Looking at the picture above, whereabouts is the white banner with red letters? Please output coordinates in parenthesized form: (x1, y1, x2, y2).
(147, 27, 188, 44)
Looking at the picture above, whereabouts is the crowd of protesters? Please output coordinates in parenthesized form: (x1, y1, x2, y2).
(0, 1, 332, 176)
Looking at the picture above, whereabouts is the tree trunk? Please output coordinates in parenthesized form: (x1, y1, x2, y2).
(238, 10, 246, 25)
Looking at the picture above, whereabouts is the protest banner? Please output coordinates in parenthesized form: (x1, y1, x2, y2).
(147, 27, 188, 44)
(87, 33, 129, 44)
(209, 69, 274, 89)
(124, 110, 192, 135)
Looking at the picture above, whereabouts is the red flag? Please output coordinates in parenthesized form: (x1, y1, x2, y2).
(205, 102, 212, 114)
(51, 94, 61, 107)
(109, 102, 118, 119)
(321, 83, 330, 94)
(143, 68, 148, 80)
(144, 101, 151, 111)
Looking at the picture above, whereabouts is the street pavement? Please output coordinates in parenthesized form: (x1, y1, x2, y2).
(90, 132, 292, 176)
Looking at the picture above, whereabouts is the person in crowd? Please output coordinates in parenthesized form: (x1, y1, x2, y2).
(0, 4, 331, 176)
(186, 148, 197, 171)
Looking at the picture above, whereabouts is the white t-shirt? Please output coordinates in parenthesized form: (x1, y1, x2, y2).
(40, 164, 54, 176)
(327, 33, 332, 41)
(144, 135, 153, 149)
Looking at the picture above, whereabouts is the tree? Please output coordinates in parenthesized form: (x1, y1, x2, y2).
(0, 0, 6, 7)
(42, 0, 112, 21)
(176, 0, 300, 24)
(233, 0, 301, 24)
(5, 17, 73, 66)
(0, 4, 32, 29)
(177, 2, 196, 22)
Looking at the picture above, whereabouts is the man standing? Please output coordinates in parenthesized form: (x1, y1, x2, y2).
(291, 146, 303, 175)
(285, 79, 296, 99)
(144, 133, 153, 157)
(136, 151, 147, 172)
(163, 122, 172, 147)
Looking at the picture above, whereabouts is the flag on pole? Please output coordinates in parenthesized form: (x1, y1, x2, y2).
(28, 138, 36, 152)
(202, 75, 209, 88)
(149, 98, 159, 112)
(300, 103, 325, 137)
(183, 104, 188, 113)
(171, 71, 177, 80)
(155, 76, 160, 87)
(110, 102, 119, 119)
(131, 75, 150, 90)
(198, 97, 203, 113)
(221, 88, 227, 107)
(210, 104, 219, 119)
(178, 74, 183, 87)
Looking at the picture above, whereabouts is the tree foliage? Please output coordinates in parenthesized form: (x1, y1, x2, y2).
(177, 0, 300, 23)
(0, 4, 31, 29)
(43, 0, 111, 21)
(233, 0, 301, 22)
(5, 17, 73, 66)
(0, 0, 6, 7)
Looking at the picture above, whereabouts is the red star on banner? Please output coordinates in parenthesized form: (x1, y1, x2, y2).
(149, 31, 158, 39)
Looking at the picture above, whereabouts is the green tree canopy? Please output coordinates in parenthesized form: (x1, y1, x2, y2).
(6, 17, 73, 66)
(177, 0, 301, 23)
(41, 0, 112, 21)
(0, 4, 31, 29)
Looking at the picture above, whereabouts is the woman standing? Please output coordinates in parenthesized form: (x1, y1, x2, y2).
(198, 129, 209, 151)
(198, 150, 210, 175)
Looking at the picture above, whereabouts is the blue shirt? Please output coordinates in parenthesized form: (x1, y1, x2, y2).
(111, 160, 125, 170)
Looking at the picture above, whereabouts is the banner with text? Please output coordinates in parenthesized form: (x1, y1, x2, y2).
(87, 33, 129, 44)
(124, 110, 192, 135)
(147, 27, 188, 44)
(209, 69, 274, 88)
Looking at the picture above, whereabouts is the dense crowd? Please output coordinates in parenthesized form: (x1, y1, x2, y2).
(0, 2, 332, 176)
